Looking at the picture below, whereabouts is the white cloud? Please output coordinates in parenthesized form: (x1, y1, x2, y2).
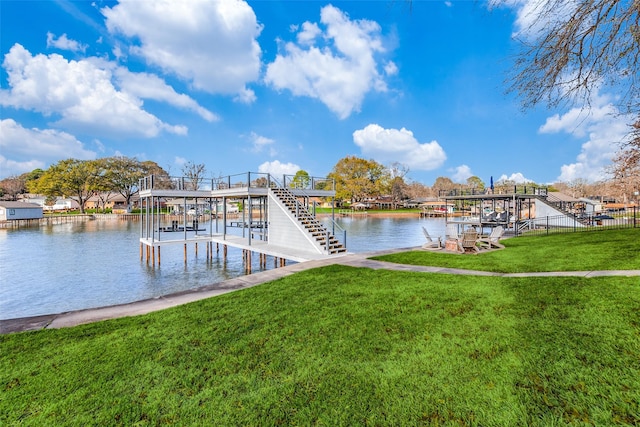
(0, 119, 96, 177)
(352, 124, 446, 171)
(492, 0, 574, 39)
(538, 101, 630, 182)
(384, 61, 398, 76)
(265, 5, 393, 119)
(174, 156, 187, 166)
(102, 0, 262, 102)
(0, 155, 45, 178)
(451, 165, 473, 183)
(297, 22, 322, 45)
(46, 32, 87, 53)
(258, 160, 300, 176)
(110, 65, 218, 122)
(248, 132, 275, 153)
(0, 44, 203, 138)
(498, 172, 534, 184)
(539, 101, 618, 138)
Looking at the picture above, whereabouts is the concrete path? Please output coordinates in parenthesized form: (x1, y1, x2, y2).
(2, 248, 639, 334)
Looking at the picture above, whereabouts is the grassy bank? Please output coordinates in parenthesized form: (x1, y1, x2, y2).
(373, 228, 640, 273)
(2, 230, 640, 425)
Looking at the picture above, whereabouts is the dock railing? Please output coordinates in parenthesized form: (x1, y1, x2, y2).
(140, 172, 334, 192)
(282, 174, 335, 191)
(440, 186, 548, 197)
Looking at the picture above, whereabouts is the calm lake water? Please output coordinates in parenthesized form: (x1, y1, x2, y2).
(0, 216, 446, 320)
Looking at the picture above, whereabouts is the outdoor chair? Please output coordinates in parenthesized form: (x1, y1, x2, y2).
(446, 223, 460, 240)
(443, 223, 464, 251)
(421, 226, 441, 250)
(459, 230, 479, 253)
(477, 225, 505, 250)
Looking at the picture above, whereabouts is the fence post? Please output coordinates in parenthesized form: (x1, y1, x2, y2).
(547, 216, 549, 236)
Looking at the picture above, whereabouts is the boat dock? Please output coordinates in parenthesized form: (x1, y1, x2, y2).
(138, 172, 348, 269)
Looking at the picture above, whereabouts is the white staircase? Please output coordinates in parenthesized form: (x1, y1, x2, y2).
(269, 187, 346, 255)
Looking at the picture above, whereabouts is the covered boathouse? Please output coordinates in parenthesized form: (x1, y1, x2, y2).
(440, 185, 586, 236)
(138, 172, 347, 267)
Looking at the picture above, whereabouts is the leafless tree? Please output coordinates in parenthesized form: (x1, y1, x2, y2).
(0, 175, 26, 200)
(493, 0, 640, 178)
(610, 121, 640, 201)
(181, 161, 207, 190)
(498, 0, 639, 115)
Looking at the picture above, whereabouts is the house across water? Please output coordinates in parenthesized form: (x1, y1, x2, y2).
(0, 201, 43, 228)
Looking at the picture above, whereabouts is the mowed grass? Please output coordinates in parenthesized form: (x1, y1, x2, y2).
(372, 228, 640, 273)
(2, 260, 640, 424)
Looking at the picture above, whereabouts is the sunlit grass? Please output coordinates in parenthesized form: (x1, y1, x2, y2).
(372, 228, 640, 273)
(2, 264, 639, 425)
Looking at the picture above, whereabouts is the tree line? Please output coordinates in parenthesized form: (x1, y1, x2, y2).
(0, 157, 171, 213)
(1, 154, 636, 213)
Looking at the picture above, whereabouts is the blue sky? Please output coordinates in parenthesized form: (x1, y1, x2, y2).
(0, 0, 630, 186)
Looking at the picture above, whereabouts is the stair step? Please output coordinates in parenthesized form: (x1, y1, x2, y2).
(272, 186, 344, 255)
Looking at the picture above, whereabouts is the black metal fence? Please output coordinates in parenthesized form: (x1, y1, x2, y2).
(516, 207, 638, 236)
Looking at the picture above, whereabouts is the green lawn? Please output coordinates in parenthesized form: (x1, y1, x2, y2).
(372, 228, 640, 273)
(2, 230, 640, 425)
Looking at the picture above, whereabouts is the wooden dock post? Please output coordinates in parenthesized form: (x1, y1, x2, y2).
(184, 243, 187, 264)
(158, 246, 161, 266)
(152, 245, 155, 267)
(140, 243, 143, 261)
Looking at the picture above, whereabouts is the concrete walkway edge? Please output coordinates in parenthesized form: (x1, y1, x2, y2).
(2, 248, 639, 334)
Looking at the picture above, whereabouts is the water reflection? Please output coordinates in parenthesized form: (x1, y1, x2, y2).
(0, 216, 446, 320)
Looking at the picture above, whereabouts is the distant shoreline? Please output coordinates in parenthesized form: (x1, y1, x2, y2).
(318, 211, 424, 218)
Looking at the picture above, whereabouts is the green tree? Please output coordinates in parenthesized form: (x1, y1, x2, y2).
(466, 176, 485, 193)
(290, 170, 310, 189)
(328, 156, 390, 203)
(24, 168, 45, 182)
(27, 159, 99, 213)
(101, 156, 148, 212)
(90, 159, 116, 212)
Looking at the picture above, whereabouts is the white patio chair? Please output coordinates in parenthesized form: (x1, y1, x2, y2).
(421, 226, 441, 249)
(477, 225, 505, 250)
